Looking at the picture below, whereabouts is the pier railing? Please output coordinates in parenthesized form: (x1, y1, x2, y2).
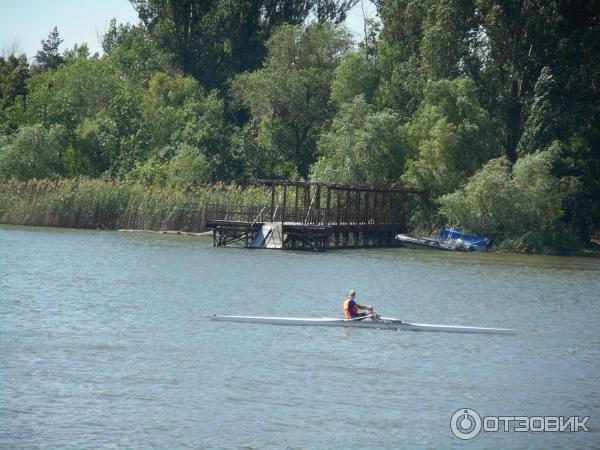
(204, 203, 403, 227)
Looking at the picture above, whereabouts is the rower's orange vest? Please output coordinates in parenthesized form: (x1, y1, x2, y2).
(344, 298, 358, 319)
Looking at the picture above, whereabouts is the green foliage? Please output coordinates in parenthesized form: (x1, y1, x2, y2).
(63, 43, 93, 64)
(517, 67, 556, 156)
(131, 0, 265, 90)
(127, 144, 210, 187)
(102, 20, 171, 83)
(0, 54, 30, 133)
(439, 149, 576, 253)
(312, 95, 403, 185)
(331, 51, 379, 106)
(474, 0, 575, 163)
(376, 54, 425, 123)
(142, 74, 237, 180)
(25, 57, 121, 130)
(232, 23, 351, 179)
(165, 144, 210, 186)
(92, 85, 145, 176)
(130, 0, 357, 91)
(34, 27, 64, 71)
(0, 124, 68, 180)
(553, 131, 600, 241)
(376, 0, 478, 120)
(0, 54, 29, 109)
(68, 119, 104, 176)
(419, 0, 479, 80)
(401, 77, 500, 199)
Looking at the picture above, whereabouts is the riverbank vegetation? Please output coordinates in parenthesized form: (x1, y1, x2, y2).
(0, 1, 598, 254)
(0, 178, 269, 231)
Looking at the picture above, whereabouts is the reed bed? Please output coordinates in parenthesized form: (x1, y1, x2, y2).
(0, 178, 271, 232)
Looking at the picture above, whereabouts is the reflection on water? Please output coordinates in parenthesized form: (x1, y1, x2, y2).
(1, 225, 599, 449)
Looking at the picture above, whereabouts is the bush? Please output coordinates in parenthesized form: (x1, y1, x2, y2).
(439, 149, 580, 253)
(400, 77, 500, 227)
(0, 124, 68, 180)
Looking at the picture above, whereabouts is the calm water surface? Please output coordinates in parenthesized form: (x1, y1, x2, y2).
(1, 225, 599, 449)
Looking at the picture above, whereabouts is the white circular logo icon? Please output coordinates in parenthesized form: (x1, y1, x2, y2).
(451, 408, 482, 440)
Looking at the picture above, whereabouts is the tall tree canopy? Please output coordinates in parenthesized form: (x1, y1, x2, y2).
(232, 23, 352, 179)
(34, 27, 64, 71)
(375, 0, 599, 165)
(129, 0, 357, 91)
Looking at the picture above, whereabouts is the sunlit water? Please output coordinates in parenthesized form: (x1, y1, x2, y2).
(1, 225, 599, 449)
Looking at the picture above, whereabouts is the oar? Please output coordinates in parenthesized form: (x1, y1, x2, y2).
(345, 314, 375, 321)
(346, 313, 399, 331)
(371, 314, 400, 332)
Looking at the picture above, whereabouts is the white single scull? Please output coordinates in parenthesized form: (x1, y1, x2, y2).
(209, 315, 514, 334)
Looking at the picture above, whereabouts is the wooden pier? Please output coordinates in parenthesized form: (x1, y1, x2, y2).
(204, 180, 423, 251)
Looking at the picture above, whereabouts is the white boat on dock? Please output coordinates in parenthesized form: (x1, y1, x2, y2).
(209, 315, 514, 334)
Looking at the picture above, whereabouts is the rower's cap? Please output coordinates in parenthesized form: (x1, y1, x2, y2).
(349, 290, 356, 296)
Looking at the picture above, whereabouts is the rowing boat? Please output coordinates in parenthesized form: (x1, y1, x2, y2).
(209, 315, 514, 334)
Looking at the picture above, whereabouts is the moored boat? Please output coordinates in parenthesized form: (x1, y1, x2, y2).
(396, 228, 493, 252)
(395, 234, 460, 251)
(209, 315, 514, 334)
(439, 228, 493, 252)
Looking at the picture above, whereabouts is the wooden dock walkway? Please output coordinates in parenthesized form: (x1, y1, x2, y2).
(204, 180, 424, 251)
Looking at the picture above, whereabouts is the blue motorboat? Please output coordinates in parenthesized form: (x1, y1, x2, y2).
(439, 228, 493, 252)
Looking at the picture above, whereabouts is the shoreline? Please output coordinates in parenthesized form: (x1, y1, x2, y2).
(2, 222, 599, 257)
(116, 228, 213, 236)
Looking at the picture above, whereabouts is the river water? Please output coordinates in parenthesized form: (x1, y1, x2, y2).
(1, 225, 599, 449)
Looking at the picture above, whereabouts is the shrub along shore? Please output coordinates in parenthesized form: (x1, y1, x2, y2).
(0, 178, 269, 232)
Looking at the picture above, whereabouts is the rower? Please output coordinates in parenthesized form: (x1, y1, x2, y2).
(343, 290, 375, 320)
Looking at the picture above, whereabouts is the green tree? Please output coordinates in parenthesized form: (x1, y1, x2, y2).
(130, 0, 263, 90)
(330, 51, 379, 106)
(0, 54, 30, 133)
(34, 27, 64, 71)
(312, 95, 403, 185)
(439, 148, 575, 253)
(126, 143, 210, 187)
(25, 57, 121, 131)
(63, 43, 94, 64)
(553, 131, 600, 244)
(419, 0, 480, 80)
(232, 23, 352, 178)
(375, 0, 478, 121)
(130, 0, 357, 91)
(375, 0, 428, 120)
(516, 67, 556, 156)
(165, 143, 210, 186)
(400, 77, 500, 225)
(0, 124, 68, 180)
(68, 119, 104, 176)
(140, 73, 237, 180)
(473, 0, 597, 164)
(88, 86, 145, 177)
(0, 54, 29, 109)
(102, 19, 171, 83)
